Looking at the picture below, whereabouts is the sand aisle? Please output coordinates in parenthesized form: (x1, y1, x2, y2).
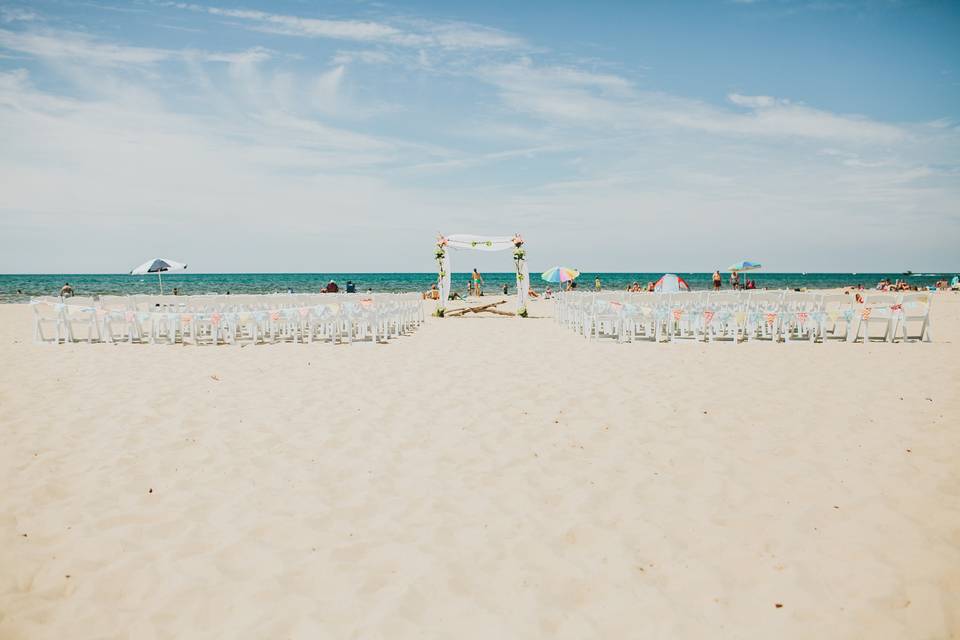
(1, 297, 959, 639)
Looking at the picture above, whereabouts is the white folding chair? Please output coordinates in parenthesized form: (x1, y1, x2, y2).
(820, 294, 855, 342)
(31, 298, 71, 344)
(894, 293, 933, 342)
(852, 294, 897, 343)
(63, 297, 102, 343)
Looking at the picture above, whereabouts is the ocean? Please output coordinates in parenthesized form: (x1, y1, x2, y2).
(0, 272, 953, 303)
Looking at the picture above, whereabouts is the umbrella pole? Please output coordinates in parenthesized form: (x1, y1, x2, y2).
(158, 271, 163, 295)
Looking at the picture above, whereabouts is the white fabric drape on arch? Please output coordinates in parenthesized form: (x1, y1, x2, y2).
(517, 259, 529, 309)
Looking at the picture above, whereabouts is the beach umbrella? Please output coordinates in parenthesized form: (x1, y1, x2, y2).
(130, 258, 187, 294)
(541, 266, 580, 284)
(653, 274, 690, 293)
(727, 260, 762, 272)
(727, 260, 760, 288)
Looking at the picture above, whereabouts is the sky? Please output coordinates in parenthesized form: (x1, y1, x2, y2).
(0, 0, 958, 273)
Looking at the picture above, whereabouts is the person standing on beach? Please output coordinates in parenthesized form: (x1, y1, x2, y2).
(595, 276, 601, 291)
(712, 270, 722, 290)
(60, 282, 73, 298)
(730, 270, 740, 290)
(472, 268, 483, 297)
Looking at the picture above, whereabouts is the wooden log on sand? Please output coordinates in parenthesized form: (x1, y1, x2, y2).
(445, 300, 515, 317)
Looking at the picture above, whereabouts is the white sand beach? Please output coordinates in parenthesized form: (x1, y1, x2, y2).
(1, 295, 959, 639)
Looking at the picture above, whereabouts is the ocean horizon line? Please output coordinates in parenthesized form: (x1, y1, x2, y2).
(3, 270, 957, 304)
(1, 270, 956, 276)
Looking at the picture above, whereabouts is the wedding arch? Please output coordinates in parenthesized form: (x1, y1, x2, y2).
(434, 234, 529, 317)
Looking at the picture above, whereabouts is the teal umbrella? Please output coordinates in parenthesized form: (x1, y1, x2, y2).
(728, 260, 761, 272)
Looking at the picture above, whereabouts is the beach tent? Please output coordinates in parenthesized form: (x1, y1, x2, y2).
(130, 258, 187, 294)
(653, 274, 690, 292)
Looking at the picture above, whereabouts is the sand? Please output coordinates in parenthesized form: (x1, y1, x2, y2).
(1, 294, 959, 639)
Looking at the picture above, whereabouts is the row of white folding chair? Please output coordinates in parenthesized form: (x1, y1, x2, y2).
(30, 297, 102, 343)
(805, 292, 930, 344)
(34, 294, 423, 345)
(847, 292, 933, 343)
(554, 291, 932, 344)
(579, 301, 815, 344)
(156, 301, 407, 346)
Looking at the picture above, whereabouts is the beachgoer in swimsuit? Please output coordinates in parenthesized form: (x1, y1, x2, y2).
(472, 269, 483, 296)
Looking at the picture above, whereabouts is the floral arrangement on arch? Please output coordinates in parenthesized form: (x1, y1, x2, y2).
(512, 232, 528, 317)
(435, 234, 448, 271)
(434, 234, 448, 316)
(512, 233, 526, 276)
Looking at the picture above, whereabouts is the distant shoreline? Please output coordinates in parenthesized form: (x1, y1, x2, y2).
(2, 271, 956, 303)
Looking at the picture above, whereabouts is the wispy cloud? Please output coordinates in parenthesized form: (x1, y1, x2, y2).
(330, 50, 394, 66)
(728, 93, 779, 108)
(0, 29, 172, 65)
(205, 7, 404, 42)
(479, 60, 906, 143)
(172, 3, 529, 51)
(0, 7, 39, 23)
(0, 28, 272, 66)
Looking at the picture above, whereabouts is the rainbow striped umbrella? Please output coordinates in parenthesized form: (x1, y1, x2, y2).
(541, 266, 580, 283)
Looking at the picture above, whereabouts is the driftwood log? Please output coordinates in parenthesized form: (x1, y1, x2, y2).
(446, 300, 515, 317)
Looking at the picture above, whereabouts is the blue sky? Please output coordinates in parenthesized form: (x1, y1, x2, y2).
(0, 0, 957, 272)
